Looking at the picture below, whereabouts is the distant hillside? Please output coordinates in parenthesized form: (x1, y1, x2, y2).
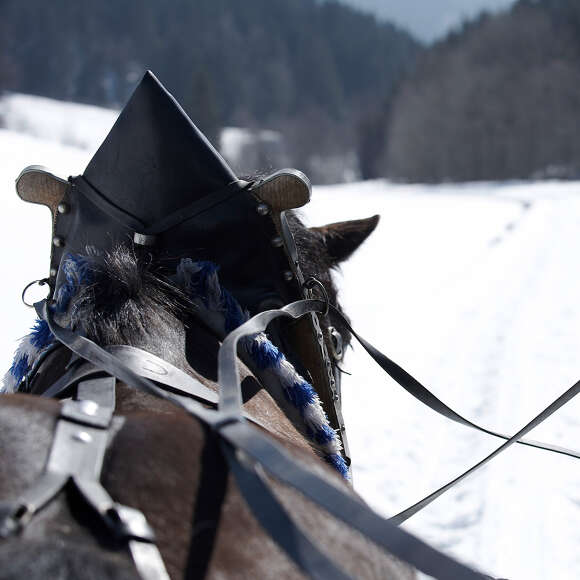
(372, 0, 580, 182)
(0, 0, 419, 183)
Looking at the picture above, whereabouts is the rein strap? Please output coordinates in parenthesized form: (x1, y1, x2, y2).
(0, 374, 170, 580)
(37, 299, 488, 580)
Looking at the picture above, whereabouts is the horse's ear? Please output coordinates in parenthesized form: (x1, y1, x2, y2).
(312, 214, 380, 264)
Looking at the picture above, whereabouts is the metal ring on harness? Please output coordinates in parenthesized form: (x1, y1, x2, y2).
(302, 277, 329, 316)
(21, 278, 50, 308)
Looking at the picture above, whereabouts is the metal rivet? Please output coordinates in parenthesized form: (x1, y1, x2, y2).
(283, 271, 294, 282)
(52, 236, 64, 248)
(256, 203, 269, 216)
(340, 425, 346, 432)
(72, 431, 92, 443)
(271, 236, 283, 248)
(79, 400, 99, 416)
(57, 202, 70, 214)
(49, 268, 57, 278)
(333, 394, 339, 401)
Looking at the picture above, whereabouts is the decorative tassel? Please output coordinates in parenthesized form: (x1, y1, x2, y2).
(2, 318, 54, 393)
(177, 258, 348, 478)
(2, 254, 93, 393)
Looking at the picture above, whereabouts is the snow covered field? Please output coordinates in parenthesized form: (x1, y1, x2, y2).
(1, 95, 579, 579)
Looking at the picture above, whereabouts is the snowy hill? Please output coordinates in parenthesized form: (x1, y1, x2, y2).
(1, 95, 580, 579)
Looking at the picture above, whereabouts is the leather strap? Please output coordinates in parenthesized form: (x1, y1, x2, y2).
(217, 299, 580, 530)
(106, 345, 218, 404)
(219, 299, 580, 458)
(327, 304, 580, 461)
(2, 372, 170, 580)
(390, 377, 580, 523)
(146, 180, 250, 235)
(38, 345, 218, 406)
(222, 444, 354, 580)
(32, 286, 580, 578)
(38, 300, 488, 579)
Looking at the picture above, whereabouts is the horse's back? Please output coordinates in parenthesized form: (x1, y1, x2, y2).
(0, 395, 139, 579)
(0, 394, 414, 579)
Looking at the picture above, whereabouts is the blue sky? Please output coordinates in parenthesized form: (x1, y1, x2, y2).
(340, 0, 517, 42)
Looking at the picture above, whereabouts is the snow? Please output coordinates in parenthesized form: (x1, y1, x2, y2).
(0, 95, 279, 171)
(304, 181, 580, 580)
(1, 94, 580, 579)
(220, 126, 283, 163)
(0, 93, 118, 152)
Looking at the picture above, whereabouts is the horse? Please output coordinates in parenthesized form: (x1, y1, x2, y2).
(0, 71, 495, 580)
(0, 212, 418, 580)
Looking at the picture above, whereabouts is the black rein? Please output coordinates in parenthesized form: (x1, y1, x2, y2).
(36, 298, 490, 580)
(20, 294, 580, 579)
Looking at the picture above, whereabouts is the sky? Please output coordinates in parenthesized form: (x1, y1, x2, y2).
(339, 0, 518, 42)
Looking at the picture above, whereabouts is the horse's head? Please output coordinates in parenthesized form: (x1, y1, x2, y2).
(11, 71, 380, 475)
(1, 70, 483, 580)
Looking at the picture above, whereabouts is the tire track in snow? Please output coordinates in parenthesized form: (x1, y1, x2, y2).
(410, 196, 580, 579)
(304, 183, 580, 579)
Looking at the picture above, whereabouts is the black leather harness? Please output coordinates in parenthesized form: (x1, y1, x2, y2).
(10, 71, 577, 580)
(4, 289, 580, 579)
(0, 374, 170, 580)
(2, 298, 491, 580)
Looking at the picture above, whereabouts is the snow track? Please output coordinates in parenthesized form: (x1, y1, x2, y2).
(306, 183, 580, 580)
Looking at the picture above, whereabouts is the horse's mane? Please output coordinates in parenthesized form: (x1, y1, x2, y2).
(66, 247, 192, 346)
(67, 212, 349, 348)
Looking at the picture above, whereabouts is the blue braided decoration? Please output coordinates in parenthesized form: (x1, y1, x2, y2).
(5, 254, 94, 393)
(7, 255, 349, 479)
(248, 337, 284, 370)
(223, 290, 246, 332)
(29, 318, 52, 349)
(286, 378, 317, 408)
(325, 453, 350, 479)
(54, 253, 93, 313)
(8, 355, 29, 386)
(177, 259, 247, 333)
(201, 262, 349, 479)
(181, 260, 218, 308)
(307, 424, 337, 446)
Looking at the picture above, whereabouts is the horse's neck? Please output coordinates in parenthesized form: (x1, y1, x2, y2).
(112, 317, 316, 457)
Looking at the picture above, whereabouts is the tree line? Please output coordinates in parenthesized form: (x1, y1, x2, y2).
(0, 0, 419, 183)
(367, 0, 580, 182)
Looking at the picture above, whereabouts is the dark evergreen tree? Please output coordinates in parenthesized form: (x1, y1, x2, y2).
(376, 0, 580, 182)
(0, 0, 419, 182)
